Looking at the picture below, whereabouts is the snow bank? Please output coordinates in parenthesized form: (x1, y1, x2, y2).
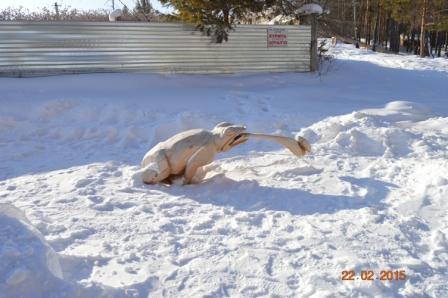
(0, 204, 157, 297)
(299, 101, 438, 158)
(3, 99, 446, 296)
(297, 3, 323, 15)
(0, 204, 72, 297)
(361, 101, 432, 121)
(267, 14, 295, 25)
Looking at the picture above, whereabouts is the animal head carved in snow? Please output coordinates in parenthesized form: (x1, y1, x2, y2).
(212, 122, 249, 152)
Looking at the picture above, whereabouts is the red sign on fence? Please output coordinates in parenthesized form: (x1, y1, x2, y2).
(267, 28, 288, 47)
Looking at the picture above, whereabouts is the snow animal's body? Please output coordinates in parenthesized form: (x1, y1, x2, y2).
(141, 123, 311, 185)
(141, 123, 249, 184)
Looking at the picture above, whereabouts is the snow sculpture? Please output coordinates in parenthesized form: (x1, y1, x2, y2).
(109, 9, 123, 22)
(141, 122, 311, 184)
(296, 3, 324, 15)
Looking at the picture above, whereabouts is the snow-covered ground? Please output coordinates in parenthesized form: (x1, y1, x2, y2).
(1, 44, 447, 297)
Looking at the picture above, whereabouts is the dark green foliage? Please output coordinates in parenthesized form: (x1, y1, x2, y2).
(159, 0, 275, 42)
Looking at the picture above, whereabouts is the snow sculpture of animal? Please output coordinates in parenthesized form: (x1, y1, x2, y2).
(141, 122, 249, 184)
(141, 122, 311, 185)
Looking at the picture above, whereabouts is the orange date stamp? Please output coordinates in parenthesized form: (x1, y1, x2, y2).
(341, 270, 406, 281)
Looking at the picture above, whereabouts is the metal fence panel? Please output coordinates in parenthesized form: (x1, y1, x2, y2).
(0, 22, 311, 76)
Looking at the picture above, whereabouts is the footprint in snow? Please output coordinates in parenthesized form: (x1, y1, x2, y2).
(272, 166, 323, 180)
(74, 178, 94, 188)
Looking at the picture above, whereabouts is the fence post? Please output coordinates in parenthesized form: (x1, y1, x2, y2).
(310, 14, 318, 72)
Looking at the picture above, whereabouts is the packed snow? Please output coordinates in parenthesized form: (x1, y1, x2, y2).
(1, 43, 447, 297)
(296, 4, 324, 15)
(0, 204, 69, 297)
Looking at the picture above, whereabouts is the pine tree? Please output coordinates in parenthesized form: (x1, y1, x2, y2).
(159, 0, 271, 42)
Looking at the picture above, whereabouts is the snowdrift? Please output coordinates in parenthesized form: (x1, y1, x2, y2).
(300, 100, 441, 158)
(0, 204, 72, 297)
(0, 204, 158, 298)
(2, 100, 447, 296)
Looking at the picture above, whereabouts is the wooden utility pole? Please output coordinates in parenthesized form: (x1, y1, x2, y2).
(420, 0, 427, 57)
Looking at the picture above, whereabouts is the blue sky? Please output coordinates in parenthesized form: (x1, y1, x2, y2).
(0, 0, 170, 13)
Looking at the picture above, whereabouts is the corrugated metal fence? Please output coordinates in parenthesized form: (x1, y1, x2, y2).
(0, 21, 311, 76)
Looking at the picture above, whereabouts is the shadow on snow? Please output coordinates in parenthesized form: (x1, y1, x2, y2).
(160, 174, 397, 216)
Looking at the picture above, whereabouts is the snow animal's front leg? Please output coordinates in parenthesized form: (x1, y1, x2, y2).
(183, 146, 216, 184)
(141, 151, 170, 184)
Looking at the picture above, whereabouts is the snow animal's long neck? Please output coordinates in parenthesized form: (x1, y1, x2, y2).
(242, 133, 305, 157)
